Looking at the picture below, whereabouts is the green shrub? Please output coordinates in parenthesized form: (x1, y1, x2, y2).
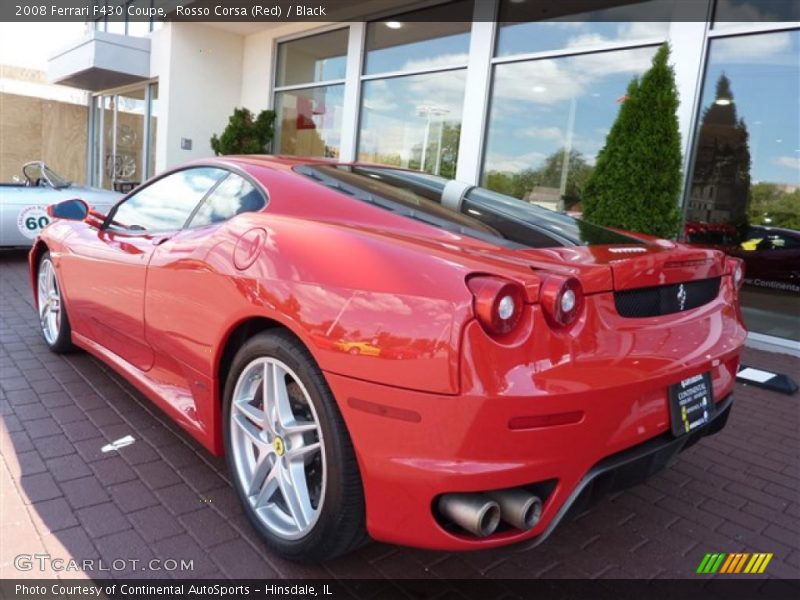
(210, 108, 276, 155)
(582, 43, 683, 238)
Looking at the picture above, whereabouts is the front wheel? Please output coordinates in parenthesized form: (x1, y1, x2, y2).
(223, 330, 367, 562)
(37, 252, 74, 353)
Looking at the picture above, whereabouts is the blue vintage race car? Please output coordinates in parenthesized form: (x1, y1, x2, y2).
(0, 162, 121, 247)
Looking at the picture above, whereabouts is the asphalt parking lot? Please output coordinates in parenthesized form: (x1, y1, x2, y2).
(1, 249, 798, 582)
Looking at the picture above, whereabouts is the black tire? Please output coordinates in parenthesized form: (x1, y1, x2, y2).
(37, 251, 75, 354)
(223, 329, 368, 562)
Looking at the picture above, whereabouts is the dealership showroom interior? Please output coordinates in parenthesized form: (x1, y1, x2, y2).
(0, 0, 798, 597)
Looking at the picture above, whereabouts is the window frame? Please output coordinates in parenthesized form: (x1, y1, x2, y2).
(272, 25, 352, 159)
(272, 84, 347, 158)
(92, 0, 161, 36)
(102, 164, 268, 235)
(681, 25, 800, 236)
(272, 23, 351, 91)
(356, 68, 468, 177)
(361, 2, 474, 79)
(273, 26, 351, 93)
(185, 170, 269, 230)
(479, 42, 665, 211)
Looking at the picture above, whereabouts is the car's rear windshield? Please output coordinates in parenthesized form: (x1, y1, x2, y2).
(295, 164, 644, 249)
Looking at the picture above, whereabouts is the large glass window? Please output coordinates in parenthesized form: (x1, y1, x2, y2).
(275, 29, 348, 87)
(482, 45, 659, 211)
(359, 71, 466, 178)
(496, 0, 672, 57)
(713, 0, 800, 29)
(357, 3, 472, 177)
(364, 1, 472, 75)
(686, 30, 800, 341)
(93, 1, 162, 36)
(126, 0, 152, 37)
(274, 29, 348, 158)
(274, 86, 344, 158)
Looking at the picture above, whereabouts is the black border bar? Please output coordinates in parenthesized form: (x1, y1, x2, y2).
(1, 579, 799, 600)
(4, 0, 800, 23)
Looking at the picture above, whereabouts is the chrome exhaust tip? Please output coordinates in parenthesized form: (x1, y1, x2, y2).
(437, 493, 501, 537)
(486, 489, 542, 531)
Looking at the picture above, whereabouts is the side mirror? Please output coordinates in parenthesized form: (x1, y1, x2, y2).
(47, 198, 89, 221)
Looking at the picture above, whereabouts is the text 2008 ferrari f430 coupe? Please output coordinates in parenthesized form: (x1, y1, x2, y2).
(30, 156, 746, 561)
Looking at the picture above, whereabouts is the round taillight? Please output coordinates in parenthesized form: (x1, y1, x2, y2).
(497, 295, 516, 320)
(725, 257, 745, 290)
(467, 276, 525, 337)
(541, 276, 584, 328)
(560, 288, 576, 313)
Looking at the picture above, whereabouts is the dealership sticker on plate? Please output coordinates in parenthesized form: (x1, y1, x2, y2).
(17, 205, 51, 239)
(669, 372, 714, 437)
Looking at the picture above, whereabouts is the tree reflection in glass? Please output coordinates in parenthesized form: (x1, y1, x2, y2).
(686, 30, 800, 341)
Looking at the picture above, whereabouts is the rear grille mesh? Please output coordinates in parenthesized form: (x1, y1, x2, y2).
(614, 277, 721, 318)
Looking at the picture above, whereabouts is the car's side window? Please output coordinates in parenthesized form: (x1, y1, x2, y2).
(187, 172, 266, 228)
(107, 167, 228, 232)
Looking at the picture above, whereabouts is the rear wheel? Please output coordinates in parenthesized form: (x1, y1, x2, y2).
(223, 330, 367, 561)
(37, 252, 74, 353)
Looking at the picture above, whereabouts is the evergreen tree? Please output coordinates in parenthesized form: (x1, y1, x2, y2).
(582, 43, 683, 238)
(210, 108, 276, 155)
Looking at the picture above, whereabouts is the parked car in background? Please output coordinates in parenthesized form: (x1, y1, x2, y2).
(731, 225, 800, 288)
(685, 221, 800, 290)
(30, 156, 746, 561)
(0, 161, 120, 247)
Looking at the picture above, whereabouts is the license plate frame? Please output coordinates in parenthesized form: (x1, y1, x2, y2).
(669, 372, 714, 437)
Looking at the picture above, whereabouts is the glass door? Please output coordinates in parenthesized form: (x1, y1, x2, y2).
(109, 89, 145, 192)
(90, 85, 154, 192)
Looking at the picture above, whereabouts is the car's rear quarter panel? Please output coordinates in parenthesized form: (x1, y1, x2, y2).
(139, 168, 493, 452)
(327, 274, 745, 549)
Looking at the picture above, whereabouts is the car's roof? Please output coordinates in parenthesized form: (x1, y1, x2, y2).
(228, 154, 336, 168)
(748, 225, 800, 237)
(201, 154, 412, 175)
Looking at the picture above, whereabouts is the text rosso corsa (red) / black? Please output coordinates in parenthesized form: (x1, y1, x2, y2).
(175, 5, 327, 18)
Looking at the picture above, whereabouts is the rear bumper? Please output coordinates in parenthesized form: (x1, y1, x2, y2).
(326, 350, 740, 551)
(518, 392, 733, 551)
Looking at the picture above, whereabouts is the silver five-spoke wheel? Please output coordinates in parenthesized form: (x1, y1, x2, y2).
(37, 257, 61, 345)
(230, 357, 326, 540)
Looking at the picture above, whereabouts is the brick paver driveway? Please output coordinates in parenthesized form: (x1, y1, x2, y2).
(1, 249, 798, 581)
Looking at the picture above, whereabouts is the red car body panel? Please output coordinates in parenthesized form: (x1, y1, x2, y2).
(29, 156, 747, 551)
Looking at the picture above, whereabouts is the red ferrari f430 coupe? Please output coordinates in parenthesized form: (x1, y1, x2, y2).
(30, 157, 746, 561)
